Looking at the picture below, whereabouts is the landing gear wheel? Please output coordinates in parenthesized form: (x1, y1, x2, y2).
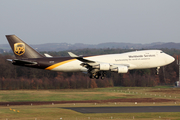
(95, 74, 99, 79)
(89, 71, 106, 79)
(89, 73, 95, 79)
(101, 76, 105, 80)
(101, 72, 106, 79)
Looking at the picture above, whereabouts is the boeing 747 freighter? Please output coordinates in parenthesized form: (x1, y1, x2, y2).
(6, 35, 175, 79)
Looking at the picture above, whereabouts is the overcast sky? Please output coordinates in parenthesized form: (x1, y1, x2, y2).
(1, 0, 180, 44)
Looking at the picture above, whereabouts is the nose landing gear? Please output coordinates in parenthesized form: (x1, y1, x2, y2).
(156, 67, 160, 75)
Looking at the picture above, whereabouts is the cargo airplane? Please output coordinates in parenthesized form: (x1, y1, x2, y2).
(6, 35, 175, 79)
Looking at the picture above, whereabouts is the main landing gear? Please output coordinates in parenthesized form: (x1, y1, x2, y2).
(89, 71, 106, 79)
(156, 67, 160, 75)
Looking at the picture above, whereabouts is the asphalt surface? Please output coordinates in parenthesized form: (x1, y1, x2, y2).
(62, 106, 180, 113)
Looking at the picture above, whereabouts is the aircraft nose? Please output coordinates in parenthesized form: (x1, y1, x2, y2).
(167, 55, 175, 64)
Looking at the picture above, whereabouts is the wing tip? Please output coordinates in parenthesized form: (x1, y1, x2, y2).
(68, 52, 79, 58)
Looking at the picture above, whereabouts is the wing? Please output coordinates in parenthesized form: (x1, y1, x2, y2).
(68, 52, 95, 63)
(68, 52, 129, 73)
(68, 52, 105, 69)
(44, 53, 53, 57)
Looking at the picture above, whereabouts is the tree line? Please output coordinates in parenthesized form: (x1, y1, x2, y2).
(0, 48, 179, 90)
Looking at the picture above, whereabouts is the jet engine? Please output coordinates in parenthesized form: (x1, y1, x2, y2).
(93, 63, 110, 71)
(111, 65, 128, 73)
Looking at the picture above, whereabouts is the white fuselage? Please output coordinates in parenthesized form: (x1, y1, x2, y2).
(49, 50, 174, 72)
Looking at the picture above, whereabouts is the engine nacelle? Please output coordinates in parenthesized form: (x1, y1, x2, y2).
(93, 63, 110, 71)
(111, 65, 128, 73)
(100, 63, 110, 71)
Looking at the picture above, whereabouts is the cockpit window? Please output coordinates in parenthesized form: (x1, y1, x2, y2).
(160, 51, 164, 53)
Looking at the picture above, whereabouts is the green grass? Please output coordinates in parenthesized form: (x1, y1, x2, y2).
(0, 89, 122, 102)
(0, 87, 180, 102)
(1, 104, 180, 120)
(1, 87, 180, 120)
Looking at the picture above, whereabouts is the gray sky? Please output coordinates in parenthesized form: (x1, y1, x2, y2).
(1, 0, 180, 44)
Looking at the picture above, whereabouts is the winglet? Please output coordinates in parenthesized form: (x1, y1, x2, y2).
(68, 52, 79, 58)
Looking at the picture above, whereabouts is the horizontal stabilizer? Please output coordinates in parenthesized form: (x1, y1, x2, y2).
(7, 59, 37, 65)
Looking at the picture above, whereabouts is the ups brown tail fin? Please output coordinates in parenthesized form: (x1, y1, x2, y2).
(6, 35, 44, 59)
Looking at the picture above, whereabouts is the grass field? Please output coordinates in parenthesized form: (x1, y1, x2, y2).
(1, 86, 180, 120)
(1, 86, 180, 102)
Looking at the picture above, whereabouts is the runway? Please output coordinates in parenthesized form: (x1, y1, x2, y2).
(62, 106, 180, 113)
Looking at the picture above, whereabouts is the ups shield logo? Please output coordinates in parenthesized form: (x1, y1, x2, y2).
(14, 43, 25, 56)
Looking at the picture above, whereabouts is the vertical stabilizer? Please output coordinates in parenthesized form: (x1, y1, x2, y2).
(6, 35, 44, 59)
